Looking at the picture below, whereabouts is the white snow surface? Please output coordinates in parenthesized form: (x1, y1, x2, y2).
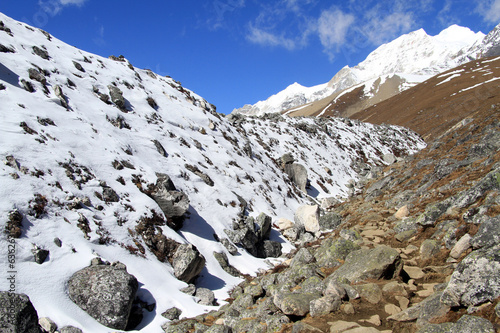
(0, 12, 426, 332)
(233, 24, 487, 116)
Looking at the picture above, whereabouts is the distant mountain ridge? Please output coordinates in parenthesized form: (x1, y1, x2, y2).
(233, 23, 500, 116)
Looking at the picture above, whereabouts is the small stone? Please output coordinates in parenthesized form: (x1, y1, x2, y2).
(363, 314, 381, 326)
(383, 281, 408, 297)
(196, 288, 215, 306)
(395, 296, 410, 310)
(39, 317, 57, 333)
(404, 265, 425, 279)
(162, 307, 182, 320)
(180, 284, 196, 296)
(328, 320, 360, 333)
(32, 247, 49, 264)
(53, 238, 62, 247)
(450, 233, 471, 259)
(420, 239, 440, 261)
(343, 303, 355, 314)
(395, 205, 410, 219)
(355, 283, 382, 304)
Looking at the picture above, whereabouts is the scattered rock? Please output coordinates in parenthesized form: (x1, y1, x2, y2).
(6, 209, 23, 238)
(420, 239, 441, 261)
(355, 283, 383, 304)
(416, 314, 495, 333)
(284, 162, 308, 192)
(319, 212, 343, 230)
(32, 246, 49, 264)
(388, 292, 450, 327)
(273, 292, 318, 316)
(162, 307, 182, 320)
(278, 217, 294, 231)
(394, 205, 410, 219)
(470, 216, 500, 249)
(450, 233, 471, 259)
(67, 263, 138, 330)
(59, 326, 83, 333)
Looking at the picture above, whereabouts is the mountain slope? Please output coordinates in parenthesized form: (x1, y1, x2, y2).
(0, 12, 425, 332)
(233, 24, 487, 117)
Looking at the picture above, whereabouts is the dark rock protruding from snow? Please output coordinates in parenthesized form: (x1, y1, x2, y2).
(172, 244, 206, 284)
(108, 85, 126, 112)
(67, 262, 139, 330)
(225, 213, 282, 258)
(0, 291, 41, 333)
(150, 173, 190, 230)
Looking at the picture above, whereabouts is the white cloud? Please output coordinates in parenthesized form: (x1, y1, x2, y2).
(476, 0, 500, 23)
(362, 11, 416, 45)
(60, 0, 87, 5)
(317, 8, 355, 51)
(38, 0, 88, 16)
(247, 24, 298, 50)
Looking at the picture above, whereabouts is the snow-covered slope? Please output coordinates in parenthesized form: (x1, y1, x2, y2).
(0, 12, 425, 332)
(233, 24, 487, 116)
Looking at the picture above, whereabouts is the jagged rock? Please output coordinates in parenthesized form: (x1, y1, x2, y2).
(28, 68, 46, 85)
(273, 292, 319, 316)
(32, 46, 49, 59)
(394, 205, 410, 219)
(470, 216, 500, 249)
(255, 212, 272, 239)
(53, 85, 69, 108)
(294, 204, 320, 234)
(416, 315, 495, 333)
(162, 307, 182, 320)
(314, 238, 360, 268)
(185, 164, 214, 186)
(59, 326, 83, 333)
(310, 295, 341, 317)
(319, 212, 343, 230)
(195, 288, 215, 306)
(72, 61, 85, 72)
(0, 43, 15, 53)
(451, 167, 500, 208)
(420, 239, 440, 260)
(290, 247, 315, 267)
(108, 85, 126, 111)
(355, 283, 382, 304)
(284, 163, 308, 192)
(180, 284, 196, 296)
(32, 246, 49, 264)
(221, 238, 238, 255)
(0, 292, 41, 333)
(415, 201, 450, 226)
(39, 317, 57, 333)
(150, 174, 189, 230)
(152, 139, 168, 157)
(388, 292, 450, 327)
(450, 234, 471, 259)
(259, 240, 282, 258)
(331, 245, 402, 283)
(102, 186, 119, 202)
(21, 79, 35, 92)
(67, 263, 138, 330)
(441, 244, 500, 307)
(172, 244, 206, 283)
(213, 252, 240, 277)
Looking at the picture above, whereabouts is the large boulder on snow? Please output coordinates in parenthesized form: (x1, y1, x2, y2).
(0, 292, 41, 333)
(172, 244, 206, 284)
(67, 262, 138, 330)
(284, 163, 308, 193)
(294, 205, 320, 234)
(150, 173, 190, 230)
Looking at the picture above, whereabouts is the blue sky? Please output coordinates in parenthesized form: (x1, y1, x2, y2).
(0, 1, 499, 114)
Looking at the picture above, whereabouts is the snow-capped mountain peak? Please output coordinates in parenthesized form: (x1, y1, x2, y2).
(233, 23, 491, 117)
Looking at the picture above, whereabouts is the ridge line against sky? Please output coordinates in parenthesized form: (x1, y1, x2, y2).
(0, 0, 499, 114)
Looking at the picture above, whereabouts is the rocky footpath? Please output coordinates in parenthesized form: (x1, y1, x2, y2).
(163, 105, 500, 332)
